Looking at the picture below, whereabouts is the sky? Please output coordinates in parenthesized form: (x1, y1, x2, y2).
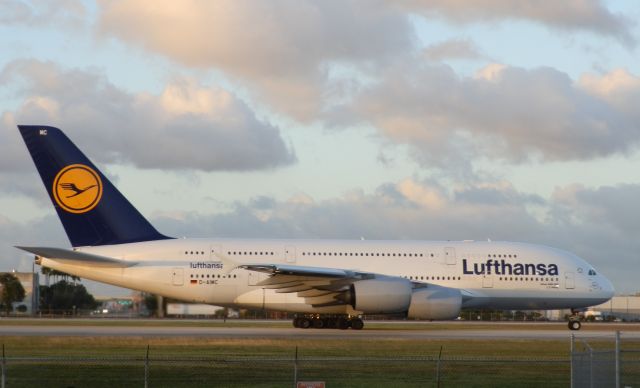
(1, 0, 639, 297)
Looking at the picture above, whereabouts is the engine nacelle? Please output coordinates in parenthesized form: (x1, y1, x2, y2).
(349, 278, 412, 314)
(407, 285, 462, 320)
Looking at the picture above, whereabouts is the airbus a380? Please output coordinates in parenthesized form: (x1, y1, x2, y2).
(15, 125, 614, 331)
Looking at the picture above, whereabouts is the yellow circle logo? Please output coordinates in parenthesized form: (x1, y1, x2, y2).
(52, 164, 103, 214)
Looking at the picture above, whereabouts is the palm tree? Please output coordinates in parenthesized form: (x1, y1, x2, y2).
(41, 267, 81, 283)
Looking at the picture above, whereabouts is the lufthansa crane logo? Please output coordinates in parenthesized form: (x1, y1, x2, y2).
(52, 164, 103, 214)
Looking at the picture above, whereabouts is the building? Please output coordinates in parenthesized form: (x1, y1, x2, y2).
(166, 303, 223, 317)
(0, 272, 39, 315)
(591, 295, 640, 320)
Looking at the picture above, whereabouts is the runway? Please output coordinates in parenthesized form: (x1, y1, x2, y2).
(1, 321, 639, 340)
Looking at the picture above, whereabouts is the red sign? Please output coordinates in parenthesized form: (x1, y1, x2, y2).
(297, 382, 325, 388)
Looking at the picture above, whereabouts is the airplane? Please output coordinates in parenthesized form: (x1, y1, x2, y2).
(15, 125, 614, 331)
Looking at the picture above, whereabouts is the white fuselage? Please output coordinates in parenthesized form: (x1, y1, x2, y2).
(39, 238, 614, 315)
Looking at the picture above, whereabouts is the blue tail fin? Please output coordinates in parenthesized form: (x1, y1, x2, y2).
(18, 125, 171, 247)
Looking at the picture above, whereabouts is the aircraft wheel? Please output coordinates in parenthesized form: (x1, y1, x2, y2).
(300, 318, 312, 329)
(292, 318, 300, 328)
(337, 318, 349, 330)
(568, 320, 581, 331)
(313, 318, 324, 329)
(351, 318, 364, 330)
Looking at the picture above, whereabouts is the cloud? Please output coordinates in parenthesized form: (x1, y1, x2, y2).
(0, 172, 48, 203)
(96, 0, 414, 120)
(0, 59, 295, 174)
(395, 0, 635, 47)
(0, 0, 87, 29)
(0, 214, 68, 272)
(94, 1, 636, 136)
(552, 183, 640, 235)
(547, 183, 640, 289)
(352, 62, 640, 167)
(423, 39, 486, 61)
(89, 0, 640, 147)
(579, 69, 640, 118)
(155, 178, 543, 241)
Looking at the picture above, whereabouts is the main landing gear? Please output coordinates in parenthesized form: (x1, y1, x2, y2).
(568, 309, 582, 331)
(292, 315, 364, 330)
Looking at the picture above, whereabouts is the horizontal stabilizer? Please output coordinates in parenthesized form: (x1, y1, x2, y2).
(15, 246, 136, 268)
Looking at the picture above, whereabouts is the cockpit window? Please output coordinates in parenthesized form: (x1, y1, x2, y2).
(588, 269, 597, 276)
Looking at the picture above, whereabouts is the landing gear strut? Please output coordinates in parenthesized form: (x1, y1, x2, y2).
(292, 315, 364, 330)
(568, 309, 582, 331)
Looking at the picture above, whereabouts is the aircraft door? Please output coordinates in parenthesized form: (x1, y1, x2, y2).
(565, 272, 575, 289)
(172, 268, 184, 286)
(285, 246, 296, 263)
(210, 244, 222, 260)
(482, 274, 493, 288)
(248, 271, 267, 286)
(444, 247, 456, 265)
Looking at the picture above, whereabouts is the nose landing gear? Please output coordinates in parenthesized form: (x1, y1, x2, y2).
(568, 320, 582, 331)
(568, 309, 582, 330)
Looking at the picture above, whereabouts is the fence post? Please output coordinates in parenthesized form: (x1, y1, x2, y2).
(615, 331, 620, 388)
(570, 334, 574, 388)
(144, 345, 149, 388)
(589, 344, 593, 388)
(1, 344, 5, 388)
(293, 346, 298, 388)
(435, 345, 443, 388)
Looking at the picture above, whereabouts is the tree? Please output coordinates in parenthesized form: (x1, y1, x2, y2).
(39, 280, 97, 314)
(41, 267, 80, 283)
(0, 273, 26, 315)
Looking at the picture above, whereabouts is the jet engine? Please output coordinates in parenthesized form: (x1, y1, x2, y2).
(346, 278, 412, 314)
(407, 285, 462, 320)
(343, 278, 462, 319)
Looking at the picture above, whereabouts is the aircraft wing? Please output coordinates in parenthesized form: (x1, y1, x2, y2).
(238, 264, 361, 278)
(238, 263, 393, 308)
(15, 246, 137, 268)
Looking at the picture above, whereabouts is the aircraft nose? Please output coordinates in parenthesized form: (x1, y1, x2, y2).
(600, 275, 615, 299)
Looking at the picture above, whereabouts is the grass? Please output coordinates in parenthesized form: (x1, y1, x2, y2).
(0, 320, 637, 386)
(0, 336, 570, 358)
(0, 334, 573, 387)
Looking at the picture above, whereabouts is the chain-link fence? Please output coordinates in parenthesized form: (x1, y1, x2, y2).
(570, 331, 640, 388)
(0, 336, 637, 387)
(0, 348, 569, 387)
